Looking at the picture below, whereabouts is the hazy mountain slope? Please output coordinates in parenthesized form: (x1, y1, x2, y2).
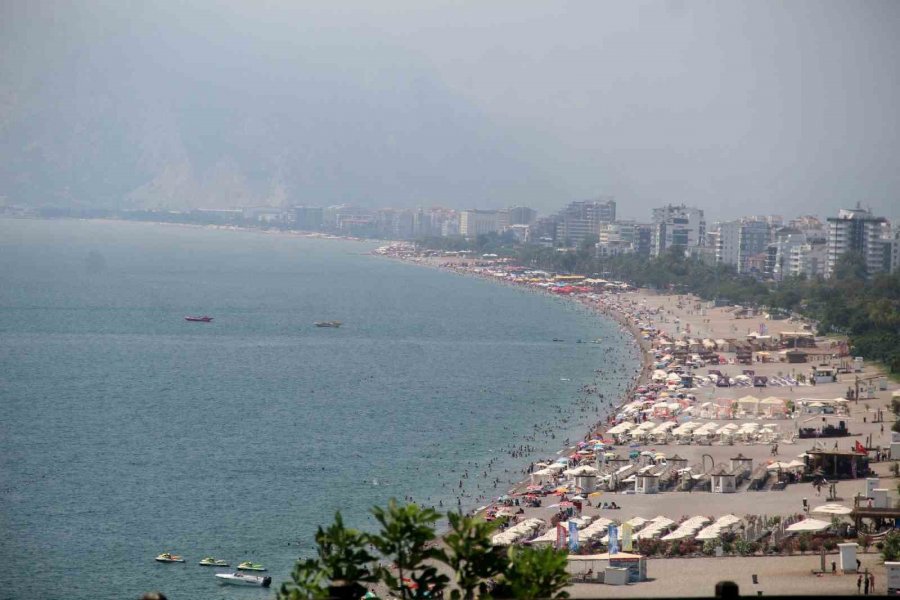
(0, 12, 568, 210)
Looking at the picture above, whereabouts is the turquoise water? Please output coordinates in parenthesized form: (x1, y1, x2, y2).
(0, 219, 639, 599)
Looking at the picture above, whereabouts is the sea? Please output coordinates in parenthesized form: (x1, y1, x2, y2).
(0, 218, 640, 599)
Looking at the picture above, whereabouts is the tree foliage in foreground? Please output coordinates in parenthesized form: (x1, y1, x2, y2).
(278, 500, 570, 600)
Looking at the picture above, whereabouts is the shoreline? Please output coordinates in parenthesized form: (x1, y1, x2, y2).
(372, 249, 651, 512)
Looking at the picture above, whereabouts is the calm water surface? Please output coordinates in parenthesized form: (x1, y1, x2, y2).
(0, 219, 639, 599)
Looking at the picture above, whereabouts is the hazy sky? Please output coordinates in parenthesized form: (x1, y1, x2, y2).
(2, 0, 899, 219)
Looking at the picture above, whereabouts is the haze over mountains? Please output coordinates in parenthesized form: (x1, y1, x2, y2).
(1, 2, 568, 211)
(2, 1, 899, 218)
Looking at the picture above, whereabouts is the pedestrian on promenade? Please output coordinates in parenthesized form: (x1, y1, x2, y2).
(864, 571, 870, 595)
(857, 575, 862, 594)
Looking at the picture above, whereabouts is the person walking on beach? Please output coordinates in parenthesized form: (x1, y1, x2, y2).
(864, 571, 870, 595)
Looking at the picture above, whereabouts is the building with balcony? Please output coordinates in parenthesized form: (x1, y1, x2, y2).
(825, 206, 891, 277)
(651, 204, 705, 257)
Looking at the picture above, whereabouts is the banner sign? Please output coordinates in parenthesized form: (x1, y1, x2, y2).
(622, 522, 633, 552)
(608, 524, 619, 555)
(568, 520, 579, 552)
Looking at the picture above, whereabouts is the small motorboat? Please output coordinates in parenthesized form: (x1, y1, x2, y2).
(184, 315, 214, 322)
(216, 572, 272, 587)
(237, 561, 267, 572)
(199, 557, 229, 567)
(314, 321, 342, 328)
(155, 553, 185, 563)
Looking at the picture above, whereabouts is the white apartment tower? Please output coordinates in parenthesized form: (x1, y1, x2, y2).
(825, 206, 890, 277)
(651, 204, 706, 257)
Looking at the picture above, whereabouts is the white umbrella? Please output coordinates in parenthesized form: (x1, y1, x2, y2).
(811, 504, 853, 516)
(785, 518, 831, 532)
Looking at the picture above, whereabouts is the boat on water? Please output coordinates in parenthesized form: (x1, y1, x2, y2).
(314, 321, 342, 328)
(184, 316, 213, 322)
(215, 572, 272, 587)
(199, 557, 229, 567)
(155, 553, 185, 563)
(237, 561, 267, 572)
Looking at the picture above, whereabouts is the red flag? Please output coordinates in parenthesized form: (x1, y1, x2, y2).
(855, 441, 867, 454)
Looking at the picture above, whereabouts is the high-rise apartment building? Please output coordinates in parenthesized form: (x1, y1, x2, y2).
(459, 209, 501, 237)
(769, 228, 808, 281)
(892, 227, 900, 274)
(507, 206, 537, 226)
(291, 206, 324, 231)
(554, 198, 616, 246)
(789, 242, 828, 279)
(651, 204, 705, 257)
(825, 206, 891, 277)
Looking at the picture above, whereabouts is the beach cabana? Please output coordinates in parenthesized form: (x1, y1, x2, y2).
(760, 396, 787, 417)
(737, 395, 760, 416)
(710, 465, 737, 493)
(635, 472, 660, 495)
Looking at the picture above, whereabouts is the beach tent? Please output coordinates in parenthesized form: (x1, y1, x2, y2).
(785, 518, 831, 533)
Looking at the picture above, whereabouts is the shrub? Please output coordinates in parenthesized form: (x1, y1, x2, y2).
(797, 534, 811, 554)
(882, 532, 900, 562)
(780, 538, 796, 555)
(734, 540, 752, 556)
(680, 540, 699, 556)
(702, 539, 718, 556)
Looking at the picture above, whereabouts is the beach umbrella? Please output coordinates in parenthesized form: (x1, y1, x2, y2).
(811, 504, 853, 516)
(786, 518, 831, 533)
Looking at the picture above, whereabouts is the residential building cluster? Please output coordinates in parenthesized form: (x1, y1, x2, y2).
(280, 199, 897, 280)
(5, 196, 896, 279)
